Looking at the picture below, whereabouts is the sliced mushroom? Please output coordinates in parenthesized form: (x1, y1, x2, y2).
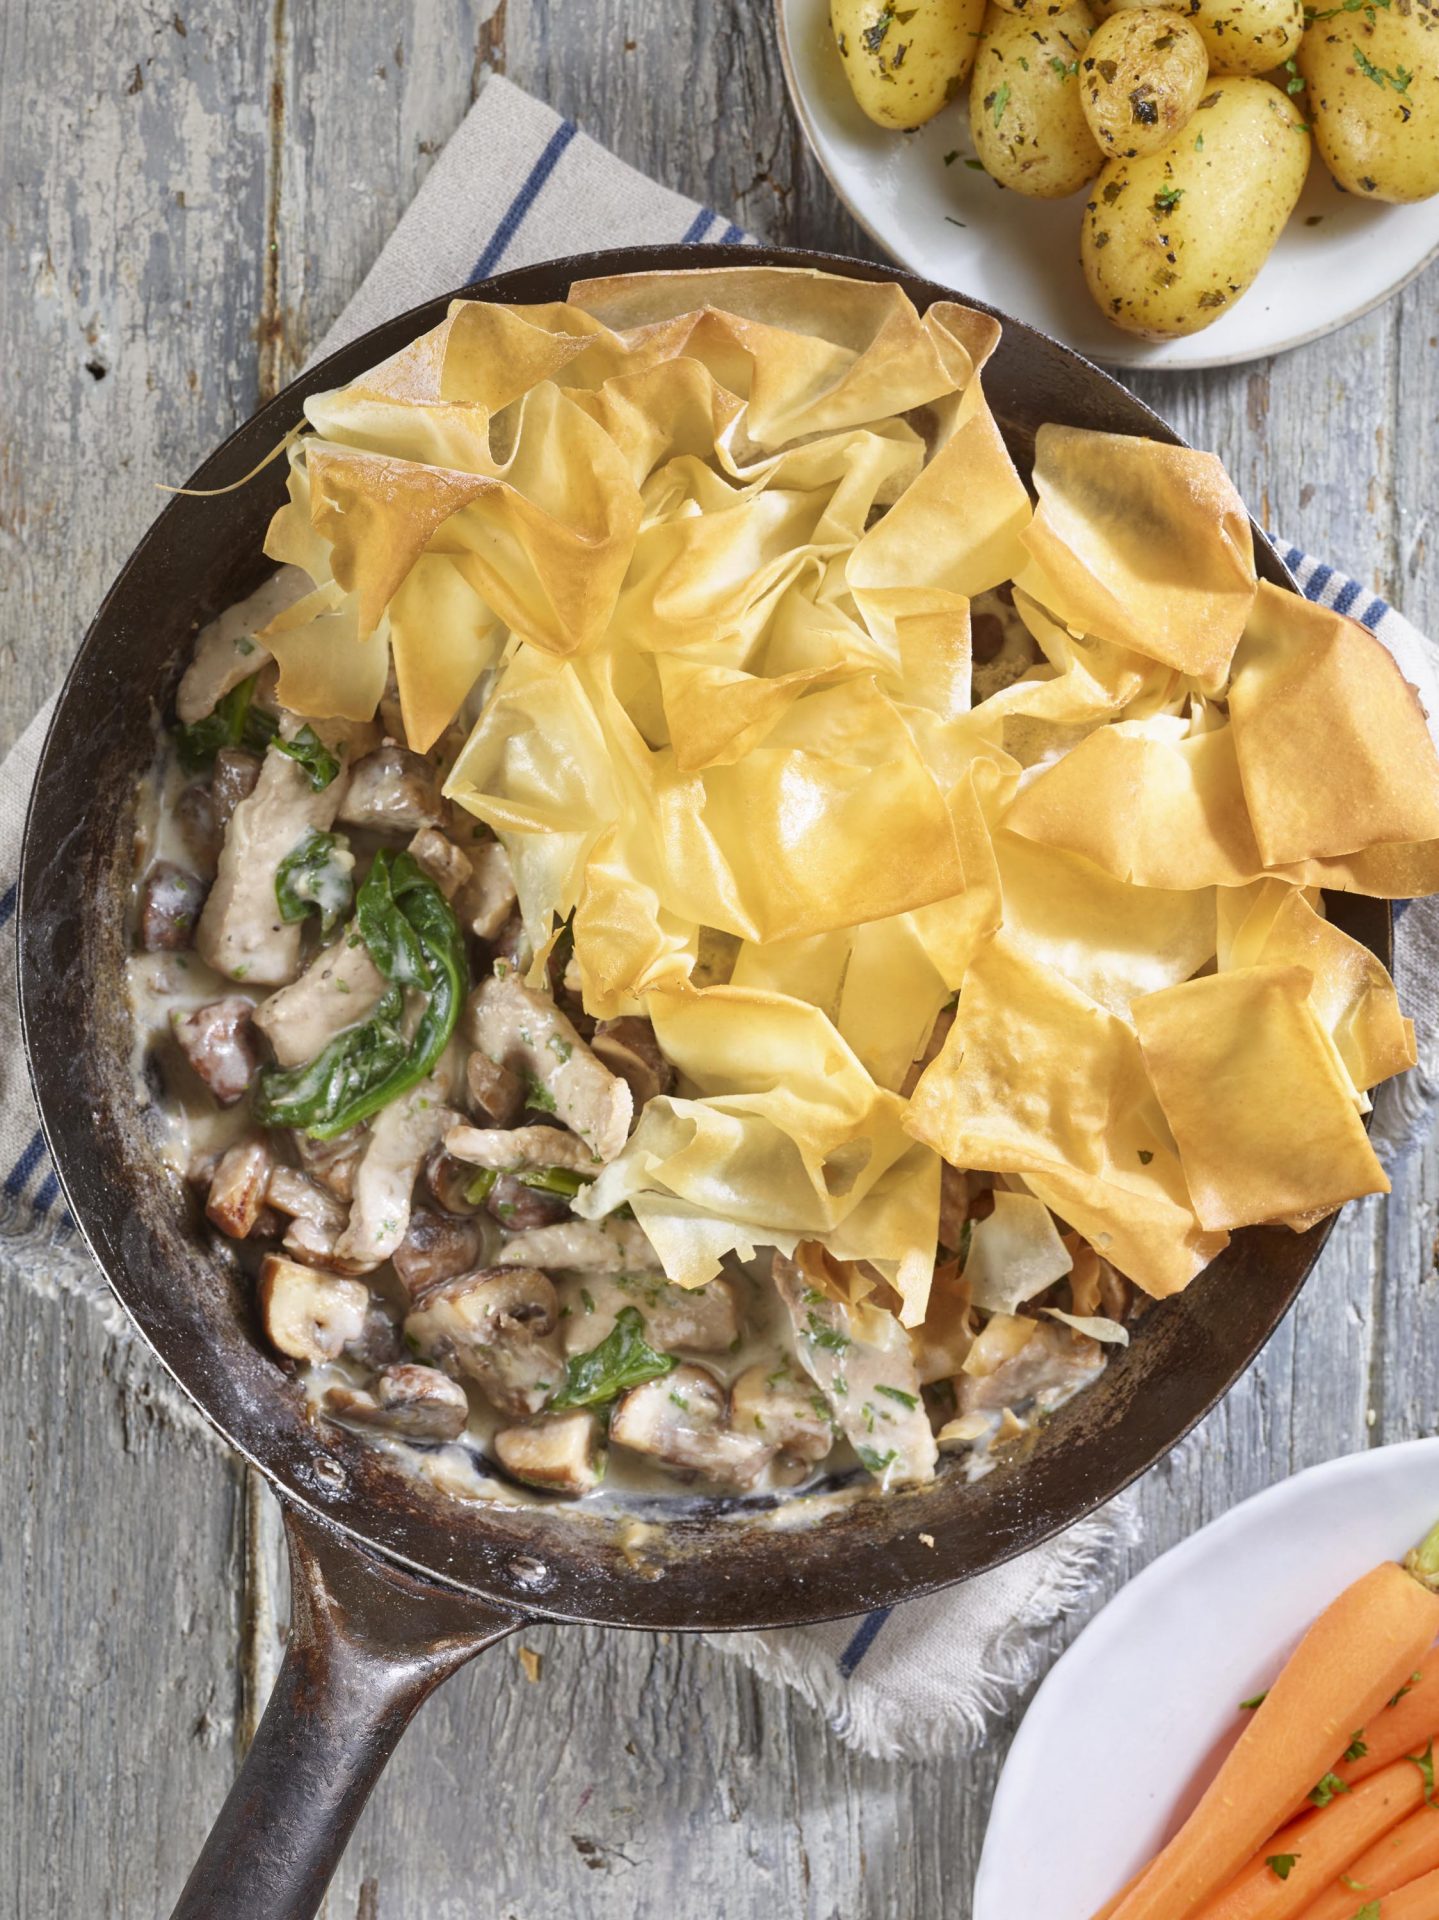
(257, 1254, 370, 1363)
(466, 973, 631, 1161)
(206, 1137, 275, 1239)
(455, 838, 518, 942)
(730, 1362, 834, 1477)
(609, 1366, 769, 1489)
(139, 862, 207, 952)
(196, 739, 350, 986)
(465, 1050, 524, 1126)
(337, 742, 442, 835)
(171, 997, 260, 1106)
(486, 1174, 571, 1233)
(424, 1146, 489, 1217)
(407, 826, 472, 901)
(250, 934, 387, 1068)
(939, 1161, 969, 1256)
(262, 1165, 356, 1269)
(591, 1017, 674, 1108)
(772, 1255, 937, 1491)
(403, 1267, 563, 1418)
(289, 1124, 367, 1203)
(211, 746, 262, 836)
(392, 1206, 484, 1304)
(444, 1123, 601, 1175)
(324, 1364, 469, 1442)
(495, 1218, 657, 1273)
(331, 1083, 455, 1274)
(561, 1274, 741, 1357)
(957, 1320, 1105, 1415)
(493, 1411, 604, 1495)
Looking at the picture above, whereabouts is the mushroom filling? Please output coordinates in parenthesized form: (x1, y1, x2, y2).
(124, 570, 1130, 1505)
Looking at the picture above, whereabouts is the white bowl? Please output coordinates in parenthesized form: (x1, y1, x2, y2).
(974, 1437, 1439, 1917)
(776, 0, 1439, 371)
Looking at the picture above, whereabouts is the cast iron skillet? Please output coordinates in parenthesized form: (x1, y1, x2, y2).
(17, 243, 1388, 1920)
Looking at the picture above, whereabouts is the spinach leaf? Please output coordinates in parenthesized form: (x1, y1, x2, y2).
(551, 1306, 675, 1410)
(174, 673, 281, 773)
(273, 724, 339, 791)
(275, 829, 353, 936)
(254, 850, 467, 1139)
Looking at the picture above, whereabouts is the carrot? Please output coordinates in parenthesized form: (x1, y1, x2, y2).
(1187, 1761, 1425, 1920)
(1338, 1650, 1439, 1786)
(1362, 1863, 1439, 1920)
(1297, 1803, 1439, 1920)
(1096, 1552, 1439, 1920)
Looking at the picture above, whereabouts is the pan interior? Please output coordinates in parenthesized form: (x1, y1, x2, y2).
(16, 244, 1384, 1632)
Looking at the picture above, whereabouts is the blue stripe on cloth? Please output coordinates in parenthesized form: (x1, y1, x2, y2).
(4, 1127, 46, 1198)
(681, 207, 717, 243)
(469, 120, 579, 281)
(1362, 594, 1391, 630)
(838, 1607, 893, 1677)
(718, 221, 745, 245)
(1284, 545, 1305, 574)
(30, 1170, 59, 1215)
(1332, 577, 1363, 618)
(1303, 562, 1334, 603)
(0, 880, 16, 932)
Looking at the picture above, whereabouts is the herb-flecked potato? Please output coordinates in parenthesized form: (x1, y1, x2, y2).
(1299, 0, 1439, 201)
(1080, 77, 1310, 334)
(969, 0, 1105, 193)
(1104, 0, 1304, 71)
(1080, 9, 1210, 155)
(831, 0, 990, 127)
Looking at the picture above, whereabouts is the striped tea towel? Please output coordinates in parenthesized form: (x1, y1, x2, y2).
(4, 72, 1438, 1762)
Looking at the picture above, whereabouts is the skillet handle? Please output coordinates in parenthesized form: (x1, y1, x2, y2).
(169, 1502, 523, 1920)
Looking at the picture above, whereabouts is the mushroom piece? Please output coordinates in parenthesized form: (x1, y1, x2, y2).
(289, 1124, 366, 1203)
(262, 1164, 360, 1271)
(424, 1146, 489, 1217)
(730, 1362, 834, 1478)
(445, 1123, 601, 1175)
(495, 1218, 658, 1273)
(323, 1364, 469, 1442)
(211, 746, 262, 836)
(486, 1174, 572, 1233)
(609, 1366, 770, 1489)
(465, 973, 631, 1161)
(561, 1274, 741, 1357)
(407, 826, 472, 901)
(171, 996, 261, 1106)
(493, 1411, 604, 1495)
(331, 1082, 455, 1274)
(455, 838, 518, 942)
(939, 1161, 969, 1256)
(336, 742, 442, 835)
(391, 1206, 484, 1304)
(771, 1255, 938, 1491)
(257, 1254, 370, 1363)
(591, 1017, 674, 1109)
(465, 1050, 524, 1127)
(206, 1137, 275, 1239)
(957, 1320, 1105, 1415)
(250, 933, 387, 1068)
(403, 1267, 564, 1418)
(139, 862, 208, 952)
(196, 737, 350, 986)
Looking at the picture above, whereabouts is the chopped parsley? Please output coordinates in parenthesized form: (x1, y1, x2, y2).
(1239, 1691, 1268, 1710)
(522, 1072, 558, 1114)
(1343, 1732, 1368, 1762)
(1265, 1855, 1299, 1881)
(1152, 185, 1184, 212)
(943, 149, 959, 164)
(1353, 42, 1410, 90)
(991, 81, 1011, 127)
(857, 1445, 898, 1474)
(1284, 56, 1306, 94)
(1390, 1670, 1423, 1706)
(861, 7, 895, 54)
(877, 1384, 919, 1409)
(806, 1311, 851, 1353)
(1308, 1773, 1349, 1809)
(1409, 1738, 1437, 1804)
(1050, 55, 1080, 76)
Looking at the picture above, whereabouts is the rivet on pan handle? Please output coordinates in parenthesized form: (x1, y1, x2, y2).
(167, 1503, 523, 1920)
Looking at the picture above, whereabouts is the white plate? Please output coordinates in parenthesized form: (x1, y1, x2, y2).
(974, 1438, 1439, 1919)
(776, 0, 1439, 370)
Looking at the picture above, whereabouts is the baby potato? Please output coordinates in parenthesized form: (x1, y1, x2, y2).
(970, 0, 1106, 194)
(832, 0, 989, 127)
(1080, 76, 1310, 335)
(1081, 9, 1210, 156)
(1104, 0, 1304, 73)
(1299, 2, 1439, 201)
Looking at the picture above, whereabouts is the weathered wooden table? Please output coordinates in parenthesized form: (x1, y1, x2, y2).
(4, 5, 1437, 1914)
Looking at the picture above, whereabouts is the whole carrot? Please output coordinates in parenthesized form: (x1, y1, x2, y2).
(1360, 1863, 1439, 1920)
(1188, 1760, 1424, 1920)
(1297, 1802, 1439, 1920)
(1097, 1543, 1439, 1920)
